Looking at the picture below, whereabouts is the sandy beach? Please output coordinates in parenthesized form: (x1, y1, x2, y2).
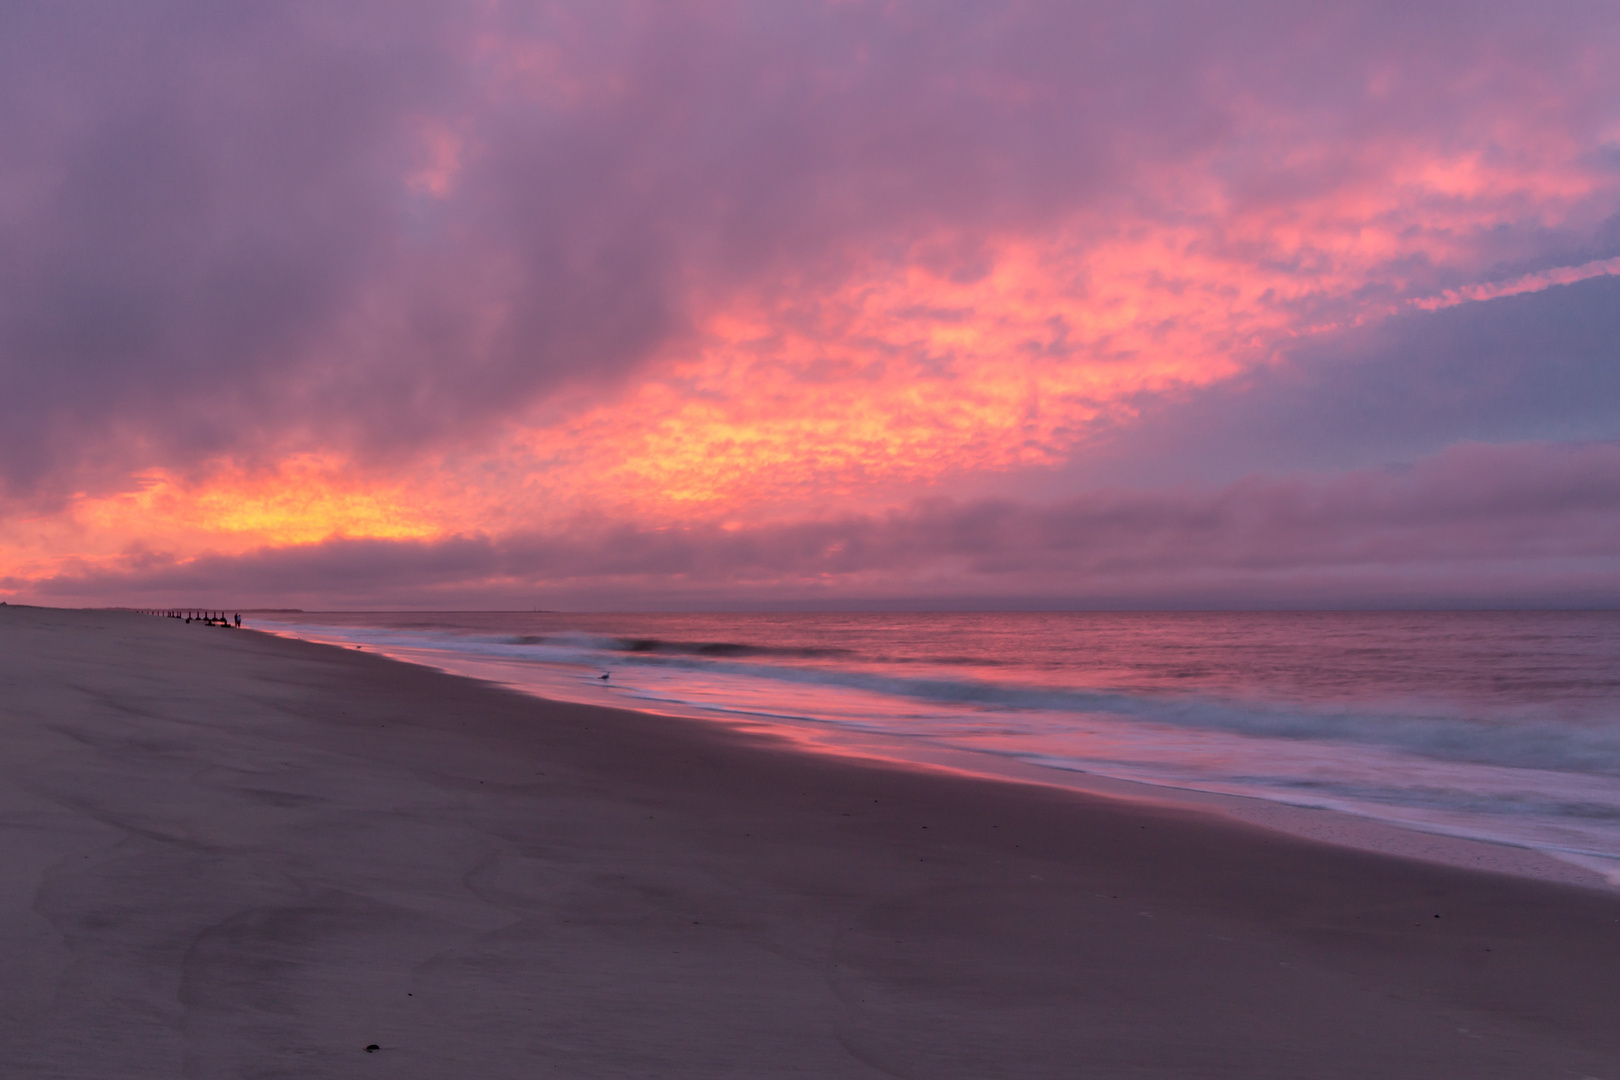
(3, 605, 1619, 1078)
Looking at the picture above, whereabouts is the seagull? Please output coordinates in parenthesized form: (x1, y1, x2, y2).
(599, 673, 610, 680)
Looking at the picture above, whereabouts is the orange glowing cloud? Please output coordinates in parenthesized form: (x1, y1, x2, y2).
(0, 459, 445, 588)
(85, 459, 442, 546)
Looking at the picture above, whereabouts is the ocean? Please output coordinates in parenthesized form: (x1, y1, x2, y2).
(252, 610, 1620, 879)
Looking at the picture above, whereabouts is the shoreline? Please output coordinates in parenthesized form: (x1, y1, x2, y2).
(271, 624, 1620, 892)
(5, 605, 1620, 1076)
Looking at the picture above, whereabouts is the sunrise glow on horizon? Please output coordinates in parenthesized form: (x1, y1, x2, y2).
(2, 2, 1618, 609)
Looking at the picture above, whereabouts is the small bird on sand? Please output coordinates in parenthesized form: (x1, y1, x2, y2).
(599, 673, 610, 680)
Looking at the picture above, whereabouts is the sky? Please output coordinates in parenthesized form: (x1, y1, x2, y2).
(2, 0, 1618, 610)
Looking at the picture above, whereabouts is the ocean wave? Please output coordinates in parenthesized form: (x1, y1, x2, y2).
(502, 632, 855, 660)
(497, 631, 1000, 666)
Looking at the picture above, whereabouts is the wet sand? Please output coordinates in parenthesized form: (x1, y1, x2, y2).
(3, 605, 1619, 1078)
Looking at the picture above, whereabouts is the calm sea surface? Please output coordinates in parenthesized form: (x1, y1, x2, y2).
(253, 610, 1620, 876)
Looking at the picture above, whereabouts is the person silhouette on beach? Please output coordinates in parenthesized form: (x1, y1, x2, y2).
(234, 613, 241, 627)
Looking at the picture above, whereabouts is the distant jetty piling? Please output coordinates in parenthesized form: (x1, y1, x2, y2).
(136, 609, 242, 627)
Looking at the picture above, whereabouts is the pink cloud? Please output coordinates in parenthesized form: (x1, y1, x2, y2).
(1413, 256, 1620, 310)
